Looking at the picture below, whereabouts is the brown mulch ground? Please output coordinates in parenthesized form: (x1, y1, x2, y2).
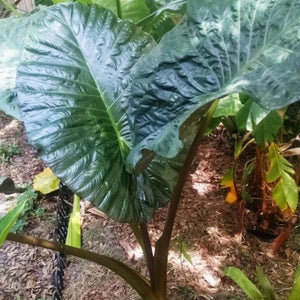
(0, 111, 300, 300)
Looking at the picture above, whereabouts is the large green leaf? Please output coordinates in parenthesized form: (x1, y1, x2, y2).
(0, 13, 40, 119)
(16, 3, 181, 222)
(128, 0, 300, 171)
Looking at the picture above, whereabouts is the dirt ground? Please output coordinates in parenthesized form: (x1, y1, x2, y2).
(0, 111, 300, 300)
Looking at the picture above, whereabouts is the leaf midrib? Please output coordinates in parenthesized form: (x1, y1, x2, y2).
(57, 13, 128, 158)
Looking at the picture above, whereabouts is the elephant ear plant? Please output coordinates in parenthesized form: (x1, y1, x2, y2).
(0, 1, 300, 299)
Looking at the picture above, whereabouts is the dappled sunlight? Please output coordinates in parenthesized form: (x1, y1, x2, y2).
(120, 241, 145, 261)
(191, 181, 212, 196)
(168, 247, 225, 292)
(0, 198, 6, 217)
(0, 49, 19, 90)
(0, 119, 20, 139)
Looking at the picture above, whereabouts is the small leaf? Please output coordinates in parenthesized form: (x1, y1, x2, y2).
(66, 194, 81, 248)
(272, 173, 298, 212)
(252, 111, 283, 149)
(267, 143, 295, 183)
(221, 169, 238, 203)
(243, 162, 254, 182)
(179, 241, 192, 265)
(0, 189, 36, 247)
(33, 167, 60, 194)
(266, 143, 298, 211)
(236, 99, 270, 132)
(214, 94, 243, 118)
(224, 267, 264, 300)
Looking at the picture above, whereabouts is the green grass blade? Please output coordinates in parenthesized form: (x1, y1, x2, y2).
(287, 266, 300, 300)
(225, 267, 263, 300)
(0, 189, 35, 247)
(256, 267, 275, 300)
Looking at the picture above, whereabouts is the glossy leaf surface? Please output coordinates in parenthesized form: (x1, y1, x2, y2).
(140, 0, 186, 40)
(128, 0, 300, 171)
(0, 13, 39, 119)
(17, 3, 180, 222)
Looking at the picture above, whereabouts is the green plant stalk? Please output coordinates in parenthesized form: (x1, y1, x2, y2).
(6, 232, 157, 300)
(66, 194, 81, 248)
(152, 100, 219, 300)
(116, 0, 122, 19)
(0, 0, 21, 16)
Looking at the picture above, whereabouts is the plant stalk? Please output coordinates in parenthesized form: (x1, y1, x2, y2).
(152, 101, 219, 299)
(6, 233, 157, 300)
(140, 223, 154, 282)
(130, 223, 154, 282)
(116, 0, 122, 19)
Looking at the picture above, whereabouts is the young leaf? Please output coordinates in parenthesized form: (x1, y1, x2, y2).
(0, 189, 36, 247)
(251, 111, 283, 149)
(179, 240, 192, 265)
(33, 167, 60, 194)
(272, 172, 298, 211)
(128, 0, 300, 171)
(213, 94, 243, 119)
(66, 194, 81, 248)
(256, 267, 275, 300)
(236, 99, 270, 132)
(225, 267, 264, 300)
(267, 143, 298, 211)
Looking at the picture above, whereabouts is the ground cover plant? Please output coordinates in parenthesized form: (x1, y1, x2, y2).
(0, 0, 300, 299)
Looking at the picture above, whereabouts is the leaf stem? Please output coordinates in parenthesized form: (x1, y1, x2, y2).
(152, 100, 219, 299)
(130, 223, 154, 282)
(0, 0, 21, 17)
(6, 233, 157, 300)
(116, 0, 122, 19)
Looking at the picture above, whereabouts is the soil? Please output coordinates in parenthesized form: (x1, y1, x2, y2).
(0, 111, 300, 300)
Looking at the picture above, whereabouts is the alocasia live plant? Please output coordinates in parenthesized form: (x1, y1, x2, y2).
(0, 0, 300, 299)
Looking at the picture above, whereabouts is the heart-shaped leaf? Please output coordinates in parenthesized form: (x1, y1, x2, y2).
(128, 0, 300, 171)
(16, 3, 181, 222)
